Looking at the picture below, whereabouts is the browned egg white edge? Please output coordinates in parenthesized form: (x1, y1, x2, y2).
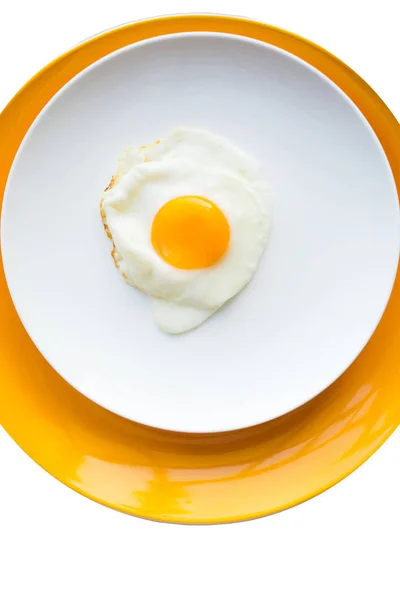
(100, 141, 160, 289)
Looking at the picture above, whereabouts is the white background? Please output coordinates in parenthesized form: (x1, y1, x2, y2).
(0, 1, 399, 598)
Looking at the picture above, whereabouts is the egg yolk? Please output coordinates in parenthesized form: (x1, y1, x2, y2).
(151, 196, 230, 270)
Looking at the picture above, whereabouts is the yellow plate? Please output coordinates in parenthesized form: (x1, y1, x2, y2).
(1, 15, 399, 524)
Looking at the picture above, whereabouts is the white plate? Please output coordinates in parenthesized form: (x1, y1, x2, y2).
(1, 33, 399, 433)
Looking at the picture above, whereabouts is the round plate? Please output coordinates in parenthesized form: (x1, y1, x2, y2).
(1, 32, 399, 433)
(0, 15, 399, 522)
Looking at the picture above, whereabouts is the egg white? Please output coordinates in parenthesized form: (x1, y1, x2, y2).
(101, 128, 270, 333)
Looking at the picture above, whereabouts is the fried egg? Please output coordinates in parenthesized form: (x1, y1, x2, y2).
(101, 128, 270, 333)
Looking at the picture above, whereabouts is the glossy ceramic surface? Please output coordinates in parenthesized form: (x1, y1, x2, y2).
(2, 32, 399, 433)
(0, 15, 399, 522)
